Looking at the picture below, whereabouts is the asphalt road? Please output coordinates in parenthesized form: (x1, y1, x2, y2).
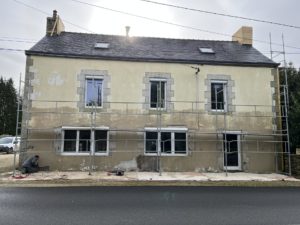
(0, 186, 300, 225)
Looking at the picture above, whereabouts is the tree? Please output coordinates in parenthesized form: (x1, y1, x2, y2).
(279, 63, 300, 153)
(0, 77, 18, 135)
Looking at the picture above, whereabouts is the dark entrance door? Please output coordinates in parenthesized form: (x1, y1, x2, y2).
(223, 133, 240, 170)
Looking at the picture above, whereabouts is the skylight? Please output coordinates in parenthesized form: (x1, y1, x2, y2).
(199, 47, 214, 54)
(94, 43, 110, 49)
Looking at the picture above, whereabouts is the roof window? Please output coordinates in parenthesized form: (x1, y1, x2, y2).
(199, 47, 214, 54)
(94, 43, 110, 49)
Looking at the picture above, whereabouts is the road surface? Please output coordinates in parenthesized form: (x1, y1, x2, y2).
(0, 186, 300, 225)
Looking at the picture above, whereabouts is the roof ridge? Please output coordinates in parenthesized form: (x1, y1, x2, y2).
(61, 31, 233, 43)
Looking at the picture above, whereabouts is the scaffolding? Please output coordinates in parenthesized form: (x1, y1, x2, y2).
(12, 43, 291, 175)
(269, 33, 291, 175)
(14, 94, 289, 173)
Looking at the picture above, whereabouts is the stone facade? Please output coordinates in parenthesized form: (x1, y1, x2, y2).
(20, 56, 280, 173)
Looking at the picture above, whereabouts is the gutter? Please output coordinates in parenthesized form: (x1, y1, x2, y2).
(25, 51, 279, 68)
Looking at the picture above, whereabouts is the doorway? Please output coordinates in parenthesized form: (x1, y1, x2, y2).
(223, 133, 241, 170)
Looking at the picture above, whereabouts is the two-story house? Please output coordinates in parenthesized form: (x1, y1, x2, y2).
(22, 11, 281, 173)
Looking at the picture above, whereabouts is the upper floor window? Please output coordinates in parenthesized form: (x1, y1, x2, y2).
(85, 77, 103, 107)
(150, 79, 166, 109)
(211, 81, 227, 111)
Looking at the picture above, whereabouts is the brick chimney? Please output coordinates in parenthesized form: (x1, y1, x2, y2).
(232, 26, 253, 46)
(46, 10, 65, 36)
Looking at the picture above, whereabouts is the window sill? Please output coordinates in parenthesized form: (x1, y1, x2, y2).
(211, 109, 227, 114)
(144, 153, 188, 157)
(85, 106, 103, 109)
(60, 152, 109, 156)
(149, 107, 167, 111)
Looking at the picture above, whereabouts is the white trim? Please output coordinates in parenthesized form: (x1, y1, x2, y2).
(61, 128, 109, 156)
(199, 47, 214, 53)
(223, 131, 242, 171)
(84, 76, 103, 108)
(144, 128, 188, 156)
(211, 80, 228, 112)
(211, 79, 227, 84)
(61, 126, 109, 130)
(94, 42, 110, 49)
(149, 79, 167, 110)
(85, 75, 103, 79)
(145, 127, 188, 131)
(223, 130, 243, 135)
(94, 129, 110, 155)
(149, 78, 167, 82)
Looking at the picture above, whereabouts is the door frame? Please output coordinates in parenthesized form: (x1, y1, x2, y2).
(223, 131, 242, 171)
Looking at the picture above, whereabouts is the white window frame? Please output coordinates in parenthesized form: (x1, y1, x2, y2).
(211, 80, 227, 112)
(61, 126, 109, 156)
(149, 78, 167, 110)
(223, 131, 242, 171)
(144, 127, 188, 156)
(199, 47, 214, 53)
(85, 75, 103, 109)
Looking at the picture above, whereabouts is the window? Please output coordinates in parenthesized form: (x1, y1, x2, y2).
(150, 80, 166, 109)
(144, 128, 187, 155)
(79, 130, 90, 152)
(63, 130, 77, 152)
(95, 130, 108, 153)
(85, 77, 103, 107)
(62, 128, 108, 155)
(211, 81, 227, 111)
(199, 47, 214, 54)
(94, 42, 110, 49)
(145, 132, 158, 154)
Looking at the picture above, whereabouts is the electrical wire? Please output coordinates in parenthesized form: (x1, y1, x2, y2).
(0, 47, 25, 52)
(0, 38, 36, 43)
(10, 0, 300, 52)
(0, 36, 37, 41)
(138, 0, 300, 29)
(12, 0, 95, 33)
(69, 0, 300, 50)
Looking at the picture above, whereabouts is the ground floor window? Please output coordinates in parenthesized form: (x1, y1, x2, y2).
(145, 128, 187, 155)
(62, 128, 108, 155)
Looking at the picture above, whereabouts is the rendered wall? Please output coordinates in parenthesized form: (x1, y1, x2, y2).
(21, 55, 278, 172)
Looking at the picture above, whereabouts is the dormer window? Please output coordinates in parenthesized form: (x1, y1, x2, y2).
(94, 43, 110, 49)
(199, 47, 214, 54)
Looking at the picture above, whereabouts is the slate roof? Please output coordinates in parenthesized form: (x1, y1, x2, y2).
(26, 32, 277, 67)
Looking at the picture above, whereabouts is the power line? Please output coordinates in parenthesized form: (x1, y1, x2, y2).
(70, 0, 300, 50)
(138, 0, 300, 30)
(0, 36, 37, 41)
(0, 38, 36, 44)
(0, 47, 25, 52)
(10, 0, 300, 52)
(12, 0, 94, 33)
(70, 0, 235, 36)
(263, 52, 300, 55)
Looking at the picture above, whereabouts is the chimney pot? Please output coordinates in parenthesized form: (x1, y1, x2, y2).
(125, 26, 130, 38)
(53, 10, 57, 19)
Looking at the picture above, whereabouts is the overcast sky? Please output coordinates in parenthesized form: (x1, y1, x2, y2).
(1, 0, 300, 87)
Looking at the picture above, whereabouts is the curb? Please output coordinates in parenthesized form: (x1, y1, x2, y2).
(1, 179, 300, 187)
